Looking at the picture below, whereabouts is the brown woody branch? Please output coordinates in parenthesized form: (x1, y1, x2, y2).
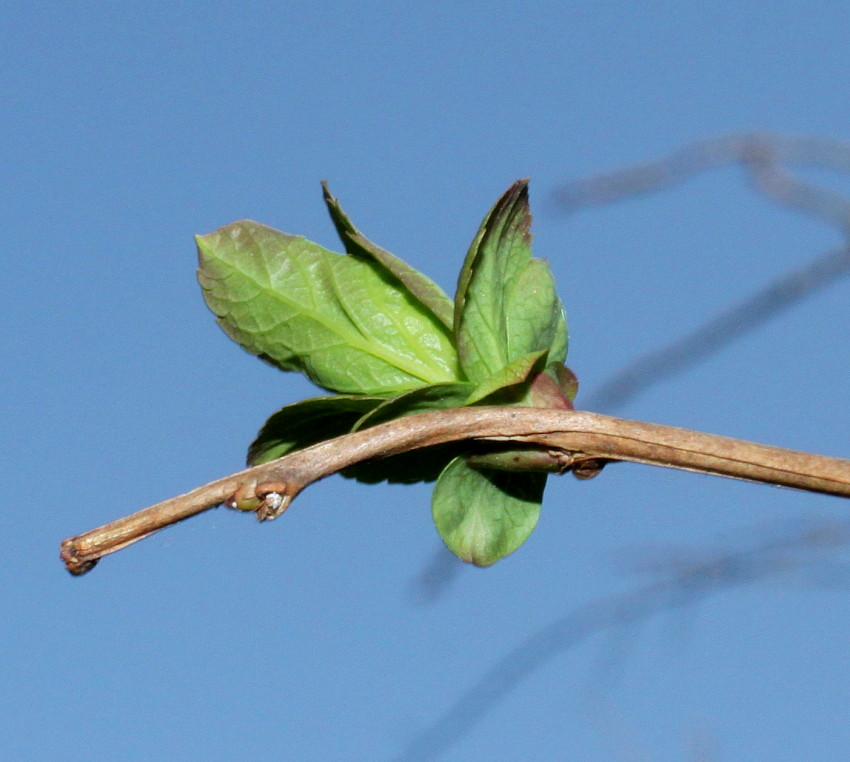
(60, 407, 850, 575)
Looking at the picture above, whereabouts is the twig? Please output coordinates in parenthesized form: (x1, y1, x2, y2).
(395, 516, 850, 761)
(584, 244, 850, 411)
(61, 407, 850, 575)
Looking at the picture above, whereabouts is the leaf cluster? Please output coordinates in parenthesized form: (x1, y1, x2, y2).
(196, 180, 577, 565)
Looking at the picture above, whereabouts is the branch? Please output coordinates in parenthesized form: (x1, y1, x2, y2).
(60, 407, 850, 575)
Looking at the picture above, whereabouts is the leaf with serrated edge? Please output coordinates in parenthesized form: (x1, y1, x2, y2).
(197, 221, 459, 394)
(321, 182, 455, 331)
(247, 395, 385, 466)
(432, 457, 546, 566)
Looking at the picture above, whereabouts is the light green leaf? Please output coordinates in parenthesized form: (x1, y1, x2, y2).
(431, 457, 546, 566)
(506, 258, 568, 365)
(322, 182, 456, 331)
(247, 395, 385, 466)
(464, 350, 547, 405)
(454, 179, 533, 382)
(197, 221, 460, 394)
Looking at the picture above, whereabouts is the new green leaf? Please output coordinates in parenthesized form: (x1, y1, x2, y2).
(464, 350, 547, 405)
(344, 382, 475, 484)
(431, 457, 546, 566)
(506, 258, 567, 365)
(454, 179, 568, 383)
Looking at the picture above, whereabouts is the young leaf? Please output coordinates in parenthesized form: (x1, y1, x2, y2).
(454, 180, 532, 382)
(464, 350, 547, 405)
(431, 457, 547, 566)
(454, 179, 569, 383)
(546, 362, 578, 404)
(247, 395, 385, 466)
(197, 221, 460, 395)
(321, 182, 455, 331)
(505, 258, 567, 365)
(353, 381, 476, 430)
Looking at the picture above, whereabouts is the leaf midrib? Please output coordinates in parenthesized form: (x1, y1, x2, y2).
(212, 242, 456, 386)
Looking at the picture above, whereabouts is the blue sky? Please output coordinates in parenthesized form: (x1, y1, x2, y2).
(5, 2, 850, 759)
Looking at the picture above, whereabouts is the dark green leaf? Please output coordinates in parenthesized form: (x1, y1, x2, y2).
(247, 395, 385, 466)
(321, 182, 455, 331)
(431, 457, 546, 566)
(197, 221, 460, 395)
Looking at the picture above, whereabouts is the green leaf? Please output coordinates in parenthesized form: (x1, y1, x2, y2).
(505, 258, 568, 365)
(464, 350, 547, 405)
(344, 382, 475, 484)
(197, 221, 460, 395)
(321, 182, 456, 331)
(454, 179, 568, 385)
(431, 457, 546, 566)
(455, 179, 533, 382)
(247, 395, 385, 466)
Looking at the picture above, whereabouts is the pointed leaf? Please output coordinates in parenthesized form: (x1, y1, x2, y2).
(197, 221, 459, 394)
(322, 182, 455, 331)
(431, 457, 546, 566)
(464, 350, 547, 405)
(247, 395, 385, 466)
(454, 179, 533, 382)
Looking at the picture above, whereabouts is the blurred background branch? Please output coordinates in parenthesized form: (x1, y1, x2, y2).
(399, 515, 850, 761)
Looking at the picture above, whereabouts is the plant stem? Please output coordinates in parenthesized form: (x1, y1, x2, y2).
(61, 407, 850, 575)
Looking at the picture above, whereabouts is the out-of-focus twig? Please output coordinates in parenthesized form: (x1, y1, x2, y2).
(553, 132, 850, 232)
(396, 517, 850, 761)
(553, 132, 850, 411)
(584, 243, 850, 411)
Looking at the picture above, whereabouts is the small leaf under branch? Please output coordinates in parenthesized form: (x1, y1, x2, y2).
(247, 395, 385, 466)
(431, 456, 547, 566)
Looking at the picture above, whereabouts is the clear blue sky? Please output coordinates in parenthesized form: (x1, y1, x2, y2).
(5, 2, 850, 759)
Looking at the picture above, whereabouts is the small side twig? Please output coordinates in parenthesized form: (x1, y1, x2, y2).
(61, 407, 850, 575)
